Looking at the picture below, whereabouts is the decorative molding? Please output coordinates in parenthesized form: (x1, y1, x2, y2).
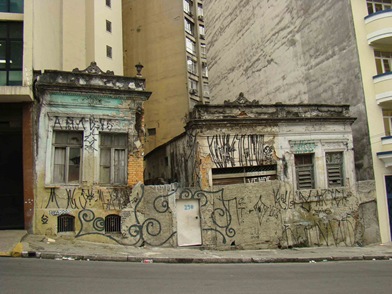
(72, 61, 114, 75)
(224, 92, 259, 105)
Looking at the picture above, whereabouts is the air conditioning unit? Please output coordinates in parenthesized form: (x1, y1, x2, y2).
(198, 15, 204, 21)
(189, 89, 198, 95)
(200, 34, 205, 40)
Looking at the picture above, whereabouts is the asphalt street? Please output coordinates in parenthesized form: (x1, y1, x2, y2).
(1, 259, 391, 294)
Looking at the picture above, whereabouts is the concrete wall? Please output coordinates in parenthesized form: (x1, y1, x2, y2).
(204, 0, 373, 181)
(34, 181, 378, 248)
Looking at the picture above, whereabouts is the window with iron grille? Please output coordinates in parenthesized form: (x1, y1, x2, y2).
(295, 154, 315, 190)
(326, 152, 344, 187)
(100, 133, 127, 185)
(105, 214, 121, 233)
(0, 22, 23, 86)
(52, 131, 83, 184)
(57, 214, 75, 233)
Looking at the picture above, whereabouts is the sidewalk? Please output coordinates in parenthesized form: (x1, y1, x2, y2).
(2, 231, 392, 263)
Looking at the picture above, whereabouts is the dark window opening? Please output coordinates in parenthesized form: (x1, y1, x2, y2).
(212, 165, 277, 185)
(106, 45, 112, 58)
(106, 20, 112, 33)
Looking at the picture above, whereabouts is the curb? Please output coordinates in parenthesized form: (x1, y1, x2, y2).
(18, 251, 392, 264)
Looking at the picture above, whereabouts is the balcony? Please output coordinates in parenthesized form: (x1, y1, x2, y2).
(374, 72, 392, 106)
(377, 136, 392, 167)
(365, 9, 392, 45)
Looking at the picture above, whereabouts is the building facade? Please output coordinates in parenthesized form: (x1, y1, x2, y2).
(143, 96, 380, 248)
(0, 0, 125, 231)
(123, 0, 209, 154)
(33, 63, 151, 238)
(204, 0, 392, 243)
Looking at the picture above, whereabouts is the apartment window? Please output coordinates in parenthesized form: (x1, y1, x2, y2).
(383, 110, 392, 136)
(52, 131, 83, 184)
(199, 25, 205, 39)
(375, 51, 392, 75)
(188, 78, 198, 95)
(184, 18, 194, 35)
(186, 38, 196, 55)
(200, 44, 207, 58)
(187, 56, 197, 74)
(0, 22, 23, 86)
(106, 45, 112, 58)
(203, 82, 209, 97)
(202, 63, 208, 77)
(106, 0, 111, 8)
(105, 214, 121, 233)
(106, 20, 112, 33)
(367, 0, 392, 14)
(197, 3, 204, 15)
(295, 154, 315, 190)
(0, 0, 24, 13)
(183, 0, 192, 15)
(57, 215, 75, 233)
(100, 133, 127, 185)
(326, 152, 344, 187)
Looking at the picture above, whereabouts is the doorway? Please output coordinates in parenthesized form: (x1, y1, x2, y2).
(176, 199, 202, 246)
(0, 106, 24, 229)
(385, 175, 392, 239)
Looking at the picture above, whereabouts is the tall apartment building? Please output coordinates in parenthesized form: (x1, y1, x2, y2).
(123, 0, 209, 154)
(204, 0, 392, 242)
(0, 0, 124, 231)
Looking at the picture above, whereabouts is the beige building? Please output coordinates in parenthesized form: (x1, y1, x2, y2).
(0, 0, 125, 231)
(204, 0, 392, 243)
(123, 0, 209, 154)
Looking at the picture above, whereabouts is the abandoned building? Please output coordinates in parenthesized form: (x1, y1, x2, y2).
(33, 62, 151, 238)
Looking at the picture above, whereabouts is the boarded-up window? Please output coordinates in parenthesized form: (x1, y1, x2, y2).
(53, 131, 82, 184)
(212, 165, 277, 185)
(326, 152, 344, 187)
(295, 154, 314, 190)
(100, 133, 127, 184)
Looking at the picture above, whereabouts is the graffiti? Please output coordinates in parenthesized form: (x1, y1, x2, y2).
(41, 214, 49, 224)
(246, 176, 271, 183)
(207, 134, 275, 168)
(253, 195, 281, 225)
(45, 188, 60, 209)
(295, 188, 350, 210)
(49, 209, 71, 216)
(75, 185, 176, 246)
(279, 214, 355, 248)
(178, 188, 208, 207)
(273, 187, 294, 210)
(66, 188, 79, 209)
(52, 115, 116, 152)
(211, 194, 236, 241)
(100, 188, 131, 210)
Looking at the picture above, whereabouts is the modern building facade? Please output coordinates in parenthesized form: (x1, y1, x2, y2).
(204, 0, 392, 243)
(123, 0, 209, 154)
(0, 0, 125, 231)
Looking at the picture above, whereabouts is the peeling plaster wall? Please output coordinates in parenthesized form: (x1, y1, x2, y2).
(204, 0, 373, 181)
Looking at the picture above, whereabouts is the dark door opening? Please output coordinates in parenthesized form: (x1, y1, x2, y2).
(0, 107, 24, 229)
(385, 175, 392, 239)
